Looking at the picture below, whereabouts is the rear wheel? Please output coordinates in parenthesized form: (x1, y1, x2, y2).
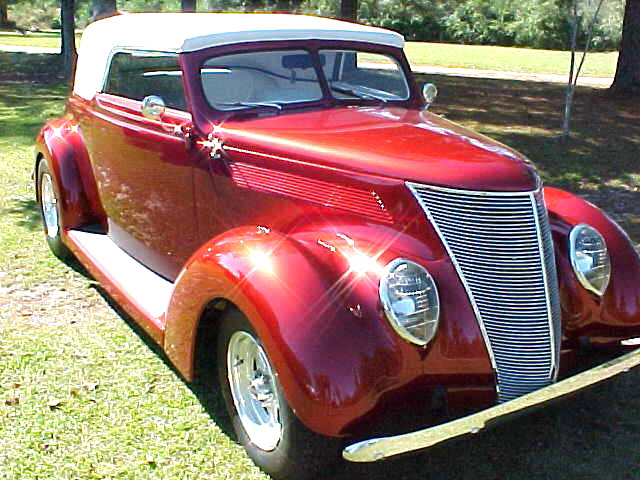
(37, 159, 71, 259)
(217, 309, 342, 480)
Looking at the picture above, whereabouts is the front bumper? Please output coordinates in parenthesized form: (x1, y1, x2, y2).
(343, 347, 640, 462)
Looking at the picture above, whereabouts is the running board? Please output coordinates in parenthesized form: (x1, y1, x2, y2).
(67, 230, 174, 334)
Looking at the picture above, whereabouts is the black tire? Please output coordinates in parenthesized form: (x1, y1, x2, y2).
(37, 158, 71, 260)
(217, 309, 343, 480)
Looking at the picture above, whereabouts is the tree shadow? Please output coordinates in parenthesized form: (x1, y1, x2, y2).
(0, 52, 64, 83)
(3, 197, 41, 231)
(419, 73, 640, 191)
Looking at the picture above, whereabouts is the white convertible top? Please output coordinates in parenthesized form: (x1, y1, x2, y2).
(73, 12, 405, 100)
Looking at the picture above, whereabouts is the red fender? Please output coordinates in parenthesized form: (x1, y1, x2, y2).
(164, 225, 493, 437)
(545, 187, 640, 339)
(35, 117, 105, 230)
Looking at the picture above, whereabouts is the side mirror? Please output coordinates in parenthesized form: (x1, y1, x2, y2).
(141, 95, 166, 120)
(421, 83, 438, 110)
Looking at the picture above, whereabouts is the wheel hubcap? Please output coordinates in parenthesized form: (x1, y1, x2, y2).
(41, 173, 59, 238)
(227, 331, 282, 451)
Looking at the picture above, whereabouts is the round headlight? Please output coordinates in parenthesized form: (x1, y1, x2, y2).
(569, 224, 611, 296)
(379, 258, 440, 346)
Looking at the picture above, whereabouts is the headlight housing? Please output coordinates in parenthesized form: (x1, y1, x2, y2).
(569, 224, 611, 296)
(379, 258, 440, 346)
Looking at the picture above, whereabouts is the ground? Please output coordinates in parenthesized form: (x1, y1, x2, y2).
(1, 52, 640, 479)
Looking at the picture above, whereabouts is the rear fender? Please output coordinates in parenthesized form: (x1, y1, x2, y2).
(35, 117, 105, 230)
(545, 187, 640, 337)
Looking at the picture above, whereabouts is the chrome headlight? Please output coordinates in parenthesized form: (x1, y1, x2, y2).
(379, 258, 440, 346)
(569, 224, 611, 296)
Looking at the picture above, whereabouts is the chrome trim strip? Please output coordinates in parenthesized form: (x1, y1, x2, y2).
(343, 347, 640, 463)
(410, 183, 541, 197)
(530, 192, 560, 380)
(405, 182, 499, 385)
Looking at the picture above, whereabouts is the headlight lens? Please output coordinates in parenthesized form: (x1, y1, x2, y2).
(379, 258, 440, 346)
(569, 224, 611, 296)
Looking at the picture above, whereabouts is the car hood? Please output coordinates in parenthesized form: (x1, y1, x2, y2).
(214, 106, 540, 192)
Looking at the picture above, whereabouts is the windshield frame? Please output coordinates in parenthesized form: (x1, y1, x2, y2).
(181, 39, 421, 125)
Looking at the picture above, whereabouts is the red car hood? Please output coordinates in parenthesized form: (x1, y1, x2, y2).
(214, 106, 539, 192)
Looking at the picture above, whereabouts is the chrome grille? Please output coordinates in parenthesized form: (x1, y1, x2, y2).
(408, 183, 561, 402)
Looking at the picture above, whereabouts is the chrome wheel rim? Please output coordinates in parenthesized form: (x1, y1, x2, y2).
(227, 331, 282, 451)
(41, 173, 59, 238)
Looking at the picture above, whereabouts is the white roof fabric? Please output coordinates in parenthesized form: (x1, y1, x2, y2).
(73, 13, 405, 100)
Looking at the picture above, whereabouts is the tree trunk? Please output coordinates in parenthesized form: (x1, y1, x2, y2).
(610, 0, 640, 95)
(61, 0, 77, 82)
(181, 0, 196, 12)
(0, 1, 9, 29)
(92, 0, 117, 21)
(340, 0, 358, 22)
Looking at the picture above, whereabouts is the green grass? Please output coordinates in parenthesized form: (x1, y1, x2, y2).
(1, 52, 640, 480)
(0, 32, 618, 76)
(0, 31, 81, 49)
(0, 53, 269, 480)
(405, 42, 617, 77)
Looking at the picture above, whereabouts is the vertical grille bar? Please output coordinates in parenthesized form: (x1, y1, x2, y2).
(407, 183, 561, 402)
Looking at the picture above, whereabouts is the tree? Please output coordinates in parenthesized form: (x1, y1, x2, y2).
(92, 0, 117, 20)
(340, 0, 357, 21)
(562, 0, 605, 139)
(181, 0, 196, 12)
(0, 0, 19, 29)
(0, 1, 8, 28)
(61, 0, 77, 81)
(610, 0, 640, 95)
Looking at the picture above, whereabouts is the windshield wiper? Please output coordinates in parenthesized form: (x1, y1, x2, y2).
(215, 101, 284, 111)
(329, 84, 388, 104)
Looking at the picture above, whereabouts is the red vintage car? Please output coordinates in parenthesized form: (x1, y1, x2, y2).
(36, 12, 640, 480)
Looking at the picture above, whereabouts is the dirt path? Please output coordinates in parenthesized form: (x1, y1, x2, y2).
(413, 65, 612, 88)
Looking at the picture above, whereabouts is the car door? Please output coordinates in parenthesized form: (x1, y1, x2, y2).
(87, 50, 198, 280)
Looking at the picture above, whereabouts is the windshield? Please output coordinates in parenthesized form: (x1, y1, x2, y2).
(200, 47, 411, 112)
(320, 50, 409, 102)
(200, 50, 323, 111)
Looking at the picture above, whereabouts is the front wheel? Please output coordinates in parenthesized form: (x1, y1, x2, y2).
(217, 309, 342, 480)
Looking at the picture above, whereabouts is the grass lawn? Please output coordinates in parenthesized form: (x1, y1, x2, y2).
(0, 31, 617, 76)
(0, 31, 82, 50)
(405, 42, 618, 77)
(1, 53, 640, 479)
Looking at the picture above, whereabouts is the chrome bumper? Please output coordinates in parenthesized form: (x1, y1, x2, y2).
(343, 347, 640, 462)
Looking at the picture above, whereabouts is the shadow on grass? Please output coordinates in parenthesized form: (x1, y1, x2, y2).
(0, 53, 66, 142)
(4, 198, 41, 231)
(419, 73, 640, 195)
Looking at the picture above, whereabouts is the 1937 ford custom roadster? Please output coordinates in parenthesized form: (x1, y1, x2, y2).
(36, 12, 640, 479)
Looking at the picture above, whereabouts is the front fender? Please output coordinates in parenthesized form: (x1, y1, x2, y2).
(164, 224, 493, 437)
(545, 187, 640, 339)
(164, 226, 408, 437)
(35, 117, 104, 230)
